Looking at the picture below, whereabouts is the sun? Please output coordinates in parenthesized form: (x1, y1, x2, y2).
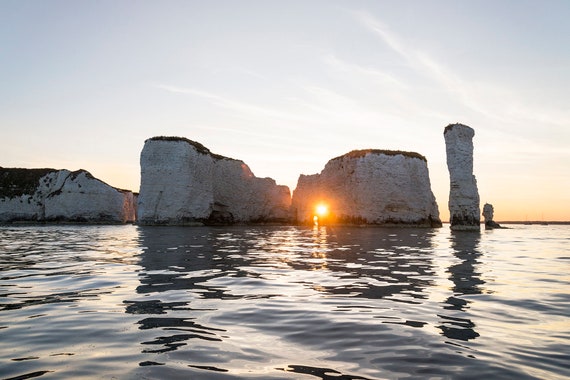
(315, 204, 328, 217)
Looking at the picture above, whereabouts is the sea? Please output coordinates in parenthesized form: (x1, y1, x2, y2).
(0, 224, 568, 380)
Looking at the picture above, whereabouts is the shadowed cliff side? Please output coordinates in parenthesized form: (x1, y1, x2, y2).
(291, 149, 442, 227)
(137, 137, 291, 225)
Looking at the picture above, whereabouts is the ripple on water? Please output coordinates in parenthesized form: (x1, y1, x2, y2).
(0, 224, 568, 379)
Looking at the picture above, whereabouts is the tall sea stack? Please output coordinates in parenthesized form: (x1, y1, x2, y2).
(444, 124, 480, 230)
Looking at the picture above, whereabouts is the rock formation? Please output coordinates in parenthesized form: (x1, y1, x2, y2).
(444, 124, 481, 230)
(290, 149, 442, 227)
(482, 203, 502, 229)
(137, 137, 291, 225)
(0, 168, 136, 223)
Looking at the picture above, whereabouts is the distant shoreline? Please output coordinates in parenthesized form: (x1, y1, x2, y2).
(440, 221, 570, 225)
(439, 221, 570, 225)
(495, 221, 570, 225)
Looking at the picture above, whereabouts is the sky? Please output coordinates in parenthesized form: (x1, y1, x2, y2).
(1, 0, 569, 222)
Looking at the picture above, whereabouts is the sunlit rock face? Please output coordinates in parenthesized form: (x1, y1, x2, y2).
(137, 137, 291, 225)
(0, 168, 136, 223)
(291, 150, 442, 227)
(444, 123, 480, 230)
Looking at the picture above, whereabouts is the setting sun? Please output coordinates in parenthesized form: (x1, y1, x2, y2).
(316, 204, 328, 217)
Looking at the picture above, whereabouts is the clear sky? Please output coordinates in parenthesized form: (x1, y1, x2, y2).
(1, 0, 569, 221)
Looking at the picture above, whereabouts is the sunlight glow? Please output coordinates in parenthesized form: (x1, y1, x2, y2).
(316, 204, 328, 217)
(313, 203, 329, 225)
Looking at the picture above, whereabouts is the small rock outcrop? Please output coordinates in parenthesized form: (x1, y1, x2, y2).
(482, 203, 502, 229)
(291, 149, 441, 227)
(444, 124, 480, 230)
(137, 137, 291, 225)
(0, 167, 136, 223)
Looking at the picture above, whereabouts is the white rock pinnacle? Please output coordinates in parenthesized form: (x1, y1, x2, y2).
(444, 124, 480, 230)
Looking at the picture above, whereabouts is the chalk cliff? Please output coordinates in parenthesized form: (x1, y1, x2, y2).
(137, 137, 291, 225)
(0, 168, 136, 223)
(444, 123, 480, 230)
(291, 150, 441, 227)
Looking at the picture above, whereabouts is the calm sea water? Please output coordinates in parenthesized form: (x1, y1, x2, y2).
(0, 224, 568, 380)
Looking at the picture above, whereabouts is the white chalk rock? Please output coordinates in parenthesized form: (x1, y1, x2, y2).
(444, 123, 480, 230)
(0, 168, 136, 223)
(43, 170, 136, 223)
(0, 168, 52, 222)
(137, 137, 291, 225)
(291, 150, 441, 226)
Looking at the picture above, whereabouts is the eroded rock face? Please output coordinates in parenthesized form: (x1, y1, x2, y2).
(137, 137, 291, 225)
(482, 203, 502, 229)
(291, 150, 441, 227)
(482, 203, 494, 222)
(0, 168, 136, 223)
(444, 123, 480, 230)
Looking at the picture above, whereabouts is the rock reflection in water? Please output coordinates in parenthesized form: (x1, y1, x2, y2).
(305, 225, 437, 301)
(137, 317, 224, 354)
(134, 225, 439, 300)
(126, 226, 231, 357)
(439, 231, 484, 342)
(278, 364, 373, 379)
(128, 225, 443, 375)
(3, 225, 563, 379)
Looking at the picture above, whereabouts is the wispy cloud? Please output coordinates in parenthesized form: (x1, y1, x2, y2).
(354, 11, 410, 59)
(352, 10, 570, 132)
(323, 54, 408, 89)
(352, 10, 509, 121)
(153, 83, 317, 125)
(153, 82, 391, 132)
(353, 11, 451, 84)
(297, 85, 386, 126)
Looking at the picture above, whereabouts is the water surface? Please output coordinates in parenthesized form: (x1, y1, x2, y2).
(1, 224, 569, 379)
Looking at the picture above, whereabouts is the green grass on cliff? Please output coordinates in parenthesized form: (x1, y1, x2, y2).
(0, 167, 57, 198)
(331, 149, 427, 162)
(147, 136, 236, 161)
(444, 123, 470, 134)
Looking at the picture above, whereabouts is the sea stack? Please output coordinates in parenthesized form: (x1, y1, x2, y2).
(137, 136, 291, 225)
(0, 168, 136, 223)
(291, 149, 441, 227)
(482, 203, 502, 229)
(444, 123, 480, 230)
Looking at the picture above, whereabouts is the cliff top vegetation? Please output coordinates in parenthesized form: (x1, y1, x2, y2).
(0, 167, 57, 198)
(444, 123, 471, 135)
(331, 149, 427, 162)
(0, 168, 132, 198)
(147, 136, 237, 161)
